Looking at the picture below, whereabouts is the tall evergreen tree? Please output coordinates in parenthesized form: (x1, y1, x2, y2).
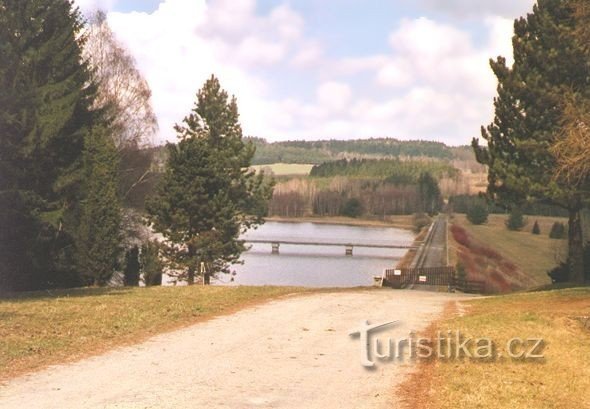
(146, 75, 274, 284)
(77, 125, 121, 286)
(473, 0, 590, 283)
(417, 172, 442, 215)
(0, 0, 98, 290)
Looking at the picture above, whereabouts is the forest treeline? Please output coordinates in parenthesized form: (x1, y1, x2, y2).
(248, 137, 474, 165)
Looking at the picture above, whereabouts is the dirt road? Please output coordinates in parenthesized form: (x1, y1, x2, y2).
(0, 290, 468, 409)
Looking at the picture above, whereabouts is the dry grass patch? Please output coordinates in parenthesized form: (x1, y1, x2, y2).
(251, 163, 314, 176)
(453, 214, 566, 287)
(0, 285, 317, 381)
(405, 288, 590, 408)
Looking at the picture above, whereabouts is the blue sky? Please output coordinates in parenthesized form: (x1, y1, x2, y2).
(77, 0, 536, 145)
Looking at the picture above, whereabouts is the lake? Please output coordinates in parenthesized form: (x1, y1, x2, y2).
(214, 221, 414, 287)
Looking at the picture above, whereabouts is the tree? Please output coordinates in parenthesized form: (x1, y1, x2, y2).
(417, 172, 442, 215)
(506, 208, 526, 231)
(532, 221, 541, 235)
(0, 0, 98, 290)
(466, 203, 488, 225)
(77, 126, 122, 286)
(340, 198, 363, 218)
(84, 10, 157, 150)
(123, 246, 140, 286)
(141, 241, 163, 286)
(146, 75, 274, 284)
(472, 0, 590, 282)
(549, 222, 567, 239)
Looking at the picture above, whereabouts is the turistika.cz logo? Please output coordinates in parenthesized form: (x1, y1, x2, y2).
(349, 320, 545, 368)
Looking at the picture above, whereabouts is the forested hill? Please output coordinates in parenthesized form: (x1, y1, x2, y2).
(248, 137, 473, 165)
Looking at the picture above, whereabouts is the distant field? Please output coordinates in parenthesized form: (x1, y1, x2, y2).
(251, 163, 314, 176)
(402, 288, 590, 408)
(452, 214, 567, 287)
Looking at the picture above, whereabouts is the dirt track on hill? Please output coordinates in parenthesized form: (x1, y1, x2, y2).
(0, 290, 470, 409)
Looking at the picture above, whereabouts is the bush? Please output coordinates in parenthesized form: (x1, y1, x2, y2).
(549, 222, 566, 239)
(123, 246, 140, 286)
(505, 207, 526, 231)
(340, 198, 363, 218)
(532, 221, 541, 235)
(548, 262, 569, 283)
(413, 212, 431, 233)
(466, 203, 488, 225)
(141, 241, 163, 286)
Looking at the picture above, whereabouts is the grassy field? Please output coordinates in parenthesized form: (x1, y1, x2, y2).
(452, 214, 567, 288)
(251, 163, 314, 176)
(400, 288, 590, 408)
(0, 286, 317, 381)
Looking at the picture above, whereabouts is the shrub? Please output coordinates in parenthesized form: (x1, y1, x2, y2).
(340, 198, 363, 218)
(549, 222, 566, 239)
(413, 212, 431, 233)
(548, 262, 569, 283)
(466, 203, 488, 225)
(123, 246, 140, 286)
(505, 207, 526, 231)
(532, 221, 541, 235)
(450, 225, 469, 247)
(141, 241, 163, 286)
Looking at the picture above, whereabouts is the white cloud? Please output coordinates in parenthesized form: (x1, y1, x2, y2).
(317, 82, 352, 113)
(409, 0, 535, 19)
(78, 0, 519, 145)
(75, 0, 118, 13)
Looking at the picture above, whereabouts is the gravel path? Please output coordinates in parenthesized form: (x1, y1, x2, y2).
(0, 290, 468, 409)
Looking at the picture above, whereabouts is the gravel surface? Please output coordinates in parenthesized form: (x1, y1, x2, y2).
(0, 290, 470, 409)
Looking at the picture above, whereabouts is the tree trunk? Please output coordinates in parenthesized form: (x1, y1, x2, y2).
(568, 206, 585, 283)
(187, 265, 195, 285)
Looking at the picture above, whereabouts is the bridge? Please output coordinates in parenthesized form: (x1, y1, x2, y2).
(245, 239, 418, 256)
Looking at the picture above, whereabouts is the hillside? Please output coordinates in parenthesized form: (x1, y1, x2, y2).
(247, 137, 479, 165)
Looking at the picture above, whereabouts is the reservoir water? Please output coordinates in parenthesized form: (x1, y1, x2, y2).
(215, 221, 414, 287)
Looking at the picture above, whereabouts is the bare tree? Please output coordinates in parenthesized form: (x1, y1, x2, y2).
(551, 95, 590, 187)
(84, 10, 158, 150)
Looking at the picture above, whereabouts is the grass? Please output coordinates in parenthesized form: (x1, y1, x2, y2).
(453, 214, 567, 288)
(0, 285, 317, 381)
(251, 163, 315, 176)
(401, 288, 590, 408)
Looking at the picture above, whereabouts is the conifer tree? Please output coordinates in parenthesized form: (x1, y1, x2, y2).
(0, 0, 98, 290)
(77, 126, 121, 286)
(146, 75, 274, 284)
(473, 0, 590, 282)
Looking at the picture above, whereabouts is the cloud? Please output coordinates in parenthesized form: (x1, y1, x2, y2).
(75, 0, 118, 13)
(267, 16, 515, 144)
(408, 0, 535, 19)
(77, 0, 519, 145)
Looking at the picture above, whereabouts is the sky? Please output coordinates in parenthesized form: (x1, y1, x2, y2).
(74, 0, 537, 146)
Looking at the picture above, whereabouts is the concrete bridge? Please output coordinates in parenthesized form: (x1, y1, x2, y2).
(244, 239, 418, 256)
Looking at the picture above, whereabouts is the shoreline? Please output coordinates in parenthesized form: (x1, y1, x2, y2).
(264, 215, 415, 230)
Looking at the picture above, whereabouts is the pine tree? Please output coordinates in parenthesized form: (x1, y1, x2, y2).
(0, 0, 98, 290)
(141, 241, 163, 286)
(473, 0, 590, 282)
(77, 126, 121, 286)
(123, 246, 140, 286)
(466, 203, 489, 225)
(146, 75, 274, 284)
(418, 172, 442, 215)
(506, 208, 526, 231)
